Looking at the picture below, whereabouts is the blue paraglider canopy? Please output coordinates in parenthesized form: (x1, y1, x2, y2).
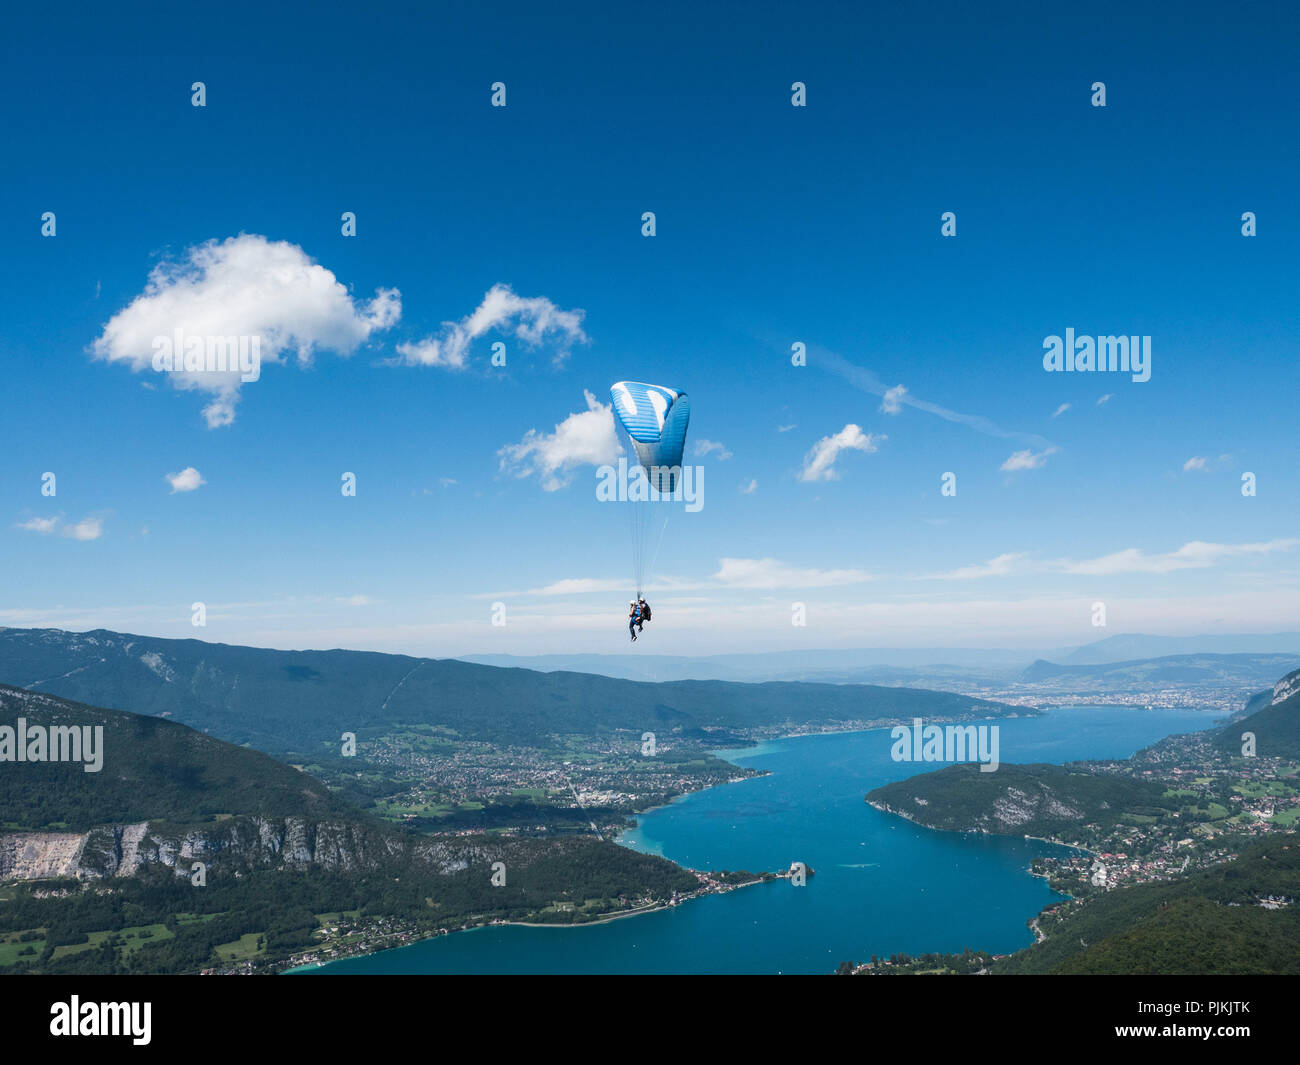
(609, 381, 691, 597)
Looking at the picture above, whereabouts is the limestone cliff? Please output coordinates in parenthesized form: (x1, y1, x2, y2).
(1, 815, 500, 883)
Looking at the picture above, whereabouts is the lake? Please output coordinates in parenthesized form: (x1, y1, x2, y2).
(300, 705, 1224, 974)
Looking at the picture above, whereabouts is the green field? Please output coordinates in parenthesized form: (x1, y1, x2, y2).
(0, 930, 46, 966)
(213, 932, 264, 963)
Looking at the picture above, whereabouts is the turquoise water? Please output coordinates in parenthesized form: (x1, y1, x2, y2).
(302, 706, 1224, 974)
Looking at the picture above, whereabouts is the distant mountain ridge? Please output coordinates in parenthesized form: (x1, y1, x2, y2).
(1060, 632, 1300, 665)
(462, 633, 1300, 683)
(1019, 653, 1299, 689)
(460, 647, 1044, 683)
(0, 628, 1021, 758)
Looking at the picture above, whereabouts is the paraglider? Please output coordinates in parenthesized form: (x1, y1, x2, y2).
(628, 596, 651, 642)
(609, 381, 691, 638)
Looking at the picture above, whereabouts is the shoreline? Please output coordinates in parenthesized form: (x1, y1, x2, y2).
(294, 706, 1188, 974)
(285, 875, 773, 973)
(866, 801, 1095, 857)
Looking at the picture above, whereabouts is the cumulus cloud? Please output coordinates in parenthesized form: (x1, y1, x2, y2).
(1051, 403, 1070, 417)
(880, 384, 908, 414)
(1000, 447, 1058, 472)
(777, 423, 797, 433)
(394, 283, 586, 369)
(165, 467, 205, 493)
(740, 478, 758, 494)
(799, 424, 883, 482)
(1097, 393, 1113, 406)
(92, 234, 401, 427)
(713, 557, 873, 589)
(17, 517, 60, 534)
(693, 439, 733, 460)
(498, 390, 620, 491)
(1183, 456, 1208, 472)
(1060, 539, 1299, 576)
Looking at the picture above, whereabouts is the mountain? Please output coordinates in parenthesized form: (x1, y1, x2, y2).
(1062, 632, 1300, 665)
(0, 628, 1024, 757)
(866, 763, 1176, 838)
(0, 683, 347, 832)
(994, 835, 1300, 975)
(462, 636, 1300, 682)
(459, 647, 1045, 683)
(1018, 653, 1299, 690)
(1215, 668, 1300, 760)
(0, 685, 701, 973)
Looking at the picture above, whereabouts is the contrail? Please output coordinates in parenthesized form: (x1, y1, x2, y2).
(812, 345, 1054, 448)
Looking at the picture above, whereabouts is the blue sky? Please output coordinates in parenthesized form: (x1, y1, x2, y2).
(3, 1, 1298, 655)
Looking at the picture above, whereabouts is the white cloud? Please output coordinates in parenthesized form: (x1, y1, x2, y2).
(16, 514, 102, 540)
(1183, 456, 1208, 472)
(1000, 447, 1058, 472)
(1060, 539, 1300, 576)
(777, 423, 797, 433)
(394, 283, 586, 369)
(1097, 393, 1113, 406)
(740, 478, 758, 494)
(1051, 403, 1070, 417)
(880, 384, 908, 414)
(693, 439, 733, 460)
(498, 390, 620, 491)
(799, 424, 883, 482)
(516, 558, 875, 597)
(525, 578, 630, 596)
(165, 467, 205, 493)
(712, 557, 873, 589)
(922, 552, 1029, 580)
(507, 575, 701, 598)
(62, 518, 104, 541)
(92, 235, 401, 427)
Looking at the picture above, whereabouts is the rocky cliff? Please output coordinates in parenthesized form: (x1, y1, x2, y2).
(0, 815, 502, 882)
(1272, 668, 1300, 706)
